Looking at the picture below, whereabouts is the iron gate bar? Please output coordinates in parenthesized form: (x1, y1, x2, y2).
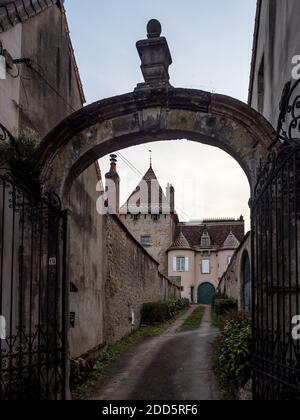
(0, 168, 67, 400)
(252, 138, 300, 400)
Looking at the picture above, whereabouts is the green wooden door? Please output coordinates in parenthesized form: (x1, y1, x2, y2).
(198, 283, 215, 305)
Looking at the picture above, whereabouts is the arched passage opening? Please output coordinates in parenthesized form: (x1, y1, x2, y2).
(35, 87, 276, 203)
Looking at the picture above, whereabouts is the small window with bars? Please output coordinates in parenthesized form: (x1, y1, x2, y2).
(141, 236, 152, 247)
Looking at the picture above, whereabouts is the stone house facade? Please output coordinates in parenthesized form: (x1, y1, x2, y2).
(167, 219, 245, 304)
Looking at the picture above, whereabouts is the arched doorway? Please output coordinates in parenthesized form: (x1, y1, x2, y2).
(198, 283, 216, 305)
(243, 252, 251, 312)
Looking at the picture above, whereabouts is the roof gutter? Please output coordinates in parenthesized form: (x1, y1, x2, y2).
(248, 0, 263, 105)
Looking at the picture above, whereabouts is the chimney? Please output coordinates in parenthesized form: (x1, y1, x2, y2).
(167, 183, 175, 214)
(105, 154, 120, 213)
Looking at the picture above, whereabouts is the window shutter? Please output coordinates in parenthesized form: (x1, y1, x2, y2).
(185, 257, 189, 272)
(173, 257, 177, 272)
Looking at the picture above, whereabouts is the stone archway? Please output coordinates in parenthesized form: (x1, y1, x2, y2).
(33, 19, 276, 202)
(29, 19, 282, 400)
(34, 86, 276, 202)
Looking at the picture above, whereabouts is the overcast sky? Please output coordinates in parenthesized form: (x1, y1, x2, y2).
(65, 0, 257, 230)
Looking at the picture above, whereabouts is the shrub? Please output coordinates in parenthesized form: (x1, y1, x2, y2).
(0, 131, 38, 163)
(214, 298, 238, 315)
(214, 315, 252, 393)
(141, 298, 189, 325)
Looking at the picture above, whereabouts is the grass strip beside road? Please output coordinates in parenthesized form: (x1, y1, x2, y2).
(183, 305, 205, 327)
(211, 309, 220, 327)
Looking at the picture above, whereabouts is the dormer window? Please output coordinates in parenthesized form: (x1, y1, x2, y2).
(201, 232, 211, 248)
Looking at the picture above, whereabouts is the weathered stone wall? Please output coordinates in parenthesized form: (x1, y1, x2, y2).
(104, 214, 180, 344)
(218, 233, 251, 310)
(68, 167, 105, 359)
(69, 207, 180, 357)
(19, 5, 84, 139)
(119, 213, 176, 276)
(0, 4, 84, 138)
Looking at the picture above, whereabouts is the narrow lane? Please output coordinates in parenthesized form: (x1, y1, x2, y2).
(91, 306, 220, 401)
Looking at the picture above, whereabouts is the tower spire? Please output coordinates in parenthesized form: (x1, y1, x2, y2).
(149, 149, 152, 167)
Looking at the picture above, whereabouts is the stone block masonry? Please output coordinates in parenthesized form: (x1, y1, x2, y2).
(69, 211, 180, 358)
(104, 214, 180, 344)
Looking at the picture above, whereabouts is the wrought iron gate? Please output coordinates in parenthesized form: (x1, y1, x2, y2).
(252, 79, 300, 400)
(0, 168, 67, 400)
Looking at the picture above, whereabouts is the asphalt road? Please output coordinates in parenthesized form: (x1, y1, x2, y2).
(91, 306, 220, 401)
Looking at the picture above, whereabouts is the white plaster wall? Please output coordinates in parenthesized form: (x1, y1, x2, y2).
(168, 248, 236, 302)
(168, 249, 195, 301)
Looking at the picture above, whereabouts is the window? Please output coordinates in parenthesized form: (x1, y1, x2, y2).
(201, 232, 211, 248)
(227, 256, 232, 267)
(201, 237, 210, 247)
(201, 258, 211, 274)
(141, 236, 152, 247)
(173, 256, 189, 272)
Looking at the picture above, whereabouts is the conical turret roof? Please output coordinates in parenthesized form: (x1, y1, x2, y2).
(168, 230, 192, 251)
(120, 164, 169, 214)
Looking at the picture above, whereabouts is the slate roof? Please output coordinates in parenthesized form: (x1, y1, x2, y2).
(177, 220, 245, 250)
(168, 230, 191, 251)
(120, 165, 171, 214)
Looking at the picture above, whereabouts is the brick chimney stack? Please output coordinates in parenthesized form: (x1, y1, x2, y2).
(105, 154, 120, 213)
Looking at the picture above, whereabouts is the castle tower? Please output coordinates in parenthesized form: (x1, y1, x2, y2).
(119, 160, 178, 275)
